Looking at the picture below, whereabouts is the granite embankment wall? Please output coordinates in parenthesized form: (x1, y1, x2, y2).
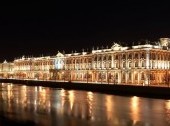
(0, 79, 170, 99)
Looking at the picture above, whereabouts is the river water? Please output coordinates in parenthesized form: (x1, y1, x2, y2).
(0, 83, 170, 126)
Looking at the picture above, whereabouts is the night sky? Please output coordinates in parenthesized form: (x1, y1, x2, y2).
(0, 2, 170, 62)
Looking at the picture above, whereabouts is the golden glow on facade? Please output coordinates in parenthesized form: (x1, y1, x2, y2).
(0, 38, 170, 85)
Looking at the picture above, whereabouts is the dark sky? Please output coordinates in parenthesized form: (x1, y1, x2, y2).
(0, 1, 170, 62)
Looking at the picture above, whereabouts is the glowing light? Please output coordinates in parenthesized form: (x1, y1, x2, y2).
(130, 96, 140, 123)
(87, 91, 94, 119)
(165, 100, 170, 110)
(68, 90, 75, 110)
(105, 95, 114, 120)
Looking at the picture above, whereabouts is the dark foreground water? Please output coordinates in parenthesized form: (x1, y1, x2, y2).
(0, 83, 170, 126)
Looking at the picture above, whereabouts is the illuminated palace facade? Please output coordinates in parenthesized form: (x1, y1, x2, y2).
(0, 38, 170, 85)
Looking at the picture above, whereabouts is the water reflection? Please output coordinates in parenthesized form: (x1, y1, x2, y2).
(61, 90, 93, 121)
(130, 96, 140, 124)
(165, 100, 170, 125)
(0, 83, 170, 126)
(105, 95, 113, 121)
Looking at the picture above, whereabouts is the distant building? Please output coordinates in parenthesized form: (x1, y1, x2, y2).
(13, 56, 55, 80)
(0, 38, 170, 85)
(0, 60, 13, 78)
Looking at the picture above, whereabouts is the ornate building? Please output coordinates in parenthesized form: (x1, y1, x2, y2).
(13, 56, 55, 80)
(50, 38, 170, 85)
(0, 60, 13, 78)
(0, 38, 170, 85)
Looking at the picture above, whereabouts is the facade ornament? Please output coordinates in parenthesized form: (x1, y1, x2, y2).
(3, 60, 7, 63)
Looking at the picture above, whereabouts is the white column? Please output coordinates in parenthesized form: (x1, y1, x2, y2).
(146, 49, 150, 69)
(111, 54, 114, 68)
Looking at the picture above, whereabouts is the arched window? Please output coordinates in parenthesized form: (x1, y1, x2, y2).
(94, 56, 97, 61)
(152, 53, 156, 60)
(116, 62, 119, 68)
(115, 55, 118, 60)
(71, 59, 74, 64)
(115, 73, 118, 79)
(88, 58, 92, 63)
(129, 62, 132, 68)
(73, 59, 75, 63)
(123, 62, 126, 68)
(98, 56, 101, 61)
(103, 56, 106, 61)
(141, 53, 145, 59)
(122, 54, 126, 59)
(141, 73, 144, 80)
(158, 55, 161, 60)
(109, 62, 111, 68)
(85, 58, 88, 63)
(128, 54, 132, 59)
(108, 55, 112, 60)
(135, 62, 138, 67)
(135, 53, 138, 59)
(142, 61, 145, 67)
(75, 59, 77, 63)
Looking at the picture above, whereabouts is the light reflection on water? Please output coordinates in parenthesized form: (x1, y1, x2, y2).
(130, 96, 139, 124)
(0, 83, 170, 126)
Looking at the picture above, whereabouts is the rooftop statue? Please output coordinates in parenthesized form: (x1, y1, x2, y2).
(56, 51, 64, 57)
(111, 42, 122, 50)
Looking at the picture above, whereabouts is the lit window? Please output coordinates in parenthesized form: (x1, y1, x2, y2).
(115, 55, 118, 60)
(135, 74, 138, 80)
(122, 73, 125, 80)
(135, 53, 138, 59)
(129, 62, 132, 68)
(108, 55, 112, 60)
(122, 54, 126, 59)
(141, 53, 145, 59)
(103, 56, 106, 60)
(142, 61, 145, 67)
(135, 62, 138, 67)
(115, 73, 118, 79)
(129, 73, 131, 80)
(128, 54, 132, 59)
(141, 73, 144, 80)
(116, 62, 119, 68)
(123, 62, 126, 68)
